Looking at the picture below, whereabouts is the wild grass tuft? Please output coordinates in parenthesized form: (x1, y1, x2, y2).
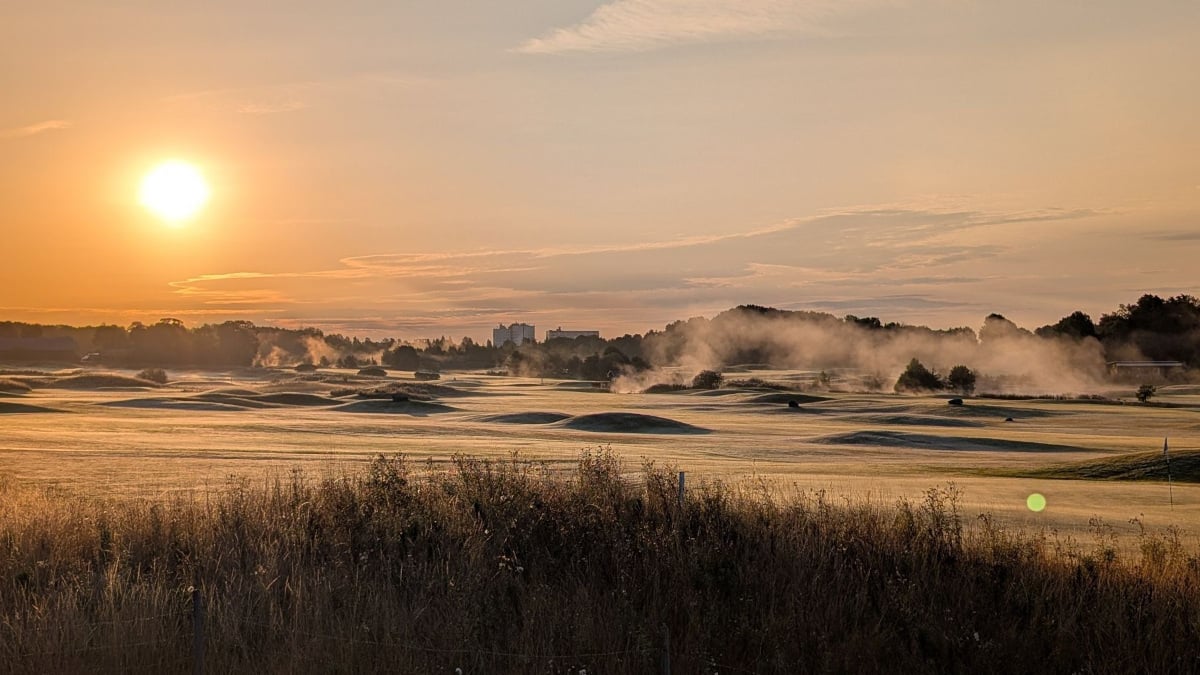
(0, 452, 1197, 673)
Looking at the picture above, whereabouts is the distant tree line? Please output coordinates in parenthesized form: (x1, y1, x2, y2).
(2, 293, 1199, 380)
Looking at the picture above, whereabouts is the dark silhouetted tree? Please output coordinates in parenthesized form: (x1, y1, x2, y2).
(946, 365, 977, 395)
(1036, 311, 1097, 339)
(895, 358, 943, 392)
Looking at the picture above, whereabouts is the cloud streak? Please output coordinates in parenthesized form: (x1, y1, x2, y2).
(164, 204, 1105, 336)
(516, 0, 890, 54)
(1, 119, 71, 139)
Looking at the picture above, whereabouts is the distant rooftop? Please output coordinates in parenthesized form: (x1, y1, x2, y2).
(1106, 361, 1186, 368)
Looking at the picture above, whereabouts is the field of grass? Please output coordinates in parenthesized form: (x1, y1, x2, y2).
(0, 452, 1197, 673)
(2, 366, 1199, 670)
(1, 366, 1196, 540)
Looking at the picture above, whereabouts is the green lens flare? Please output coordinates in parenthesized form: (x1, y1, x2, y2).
(1026, 493, 1047, 512)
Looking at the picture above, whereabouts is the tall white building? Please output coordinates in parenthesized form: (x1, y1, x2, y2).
(492, 323, 536, 347)
(545, 327, 600, 341)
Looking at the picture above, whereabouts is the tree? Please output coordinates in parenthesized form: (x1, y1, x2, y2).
(1136, 384, 1156, 403)
(894, 358, 943, 392)
(946, 365, 977, 395)
(691, 370, 724, 390)
(383, 345, 420, 371)
(979, 313, 1030, 343)
(1035, 311, 1097, 339)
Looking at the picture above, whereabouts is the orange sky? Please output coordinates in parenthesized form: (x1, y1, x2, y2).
(2, 1, 1198, 340)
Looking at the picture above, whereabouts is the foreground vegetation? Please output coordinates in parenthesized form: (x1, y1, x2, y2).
(1, 452, 1198, 674)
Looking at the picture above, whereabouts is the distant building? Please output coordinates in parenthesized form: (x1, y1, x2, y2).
(546, 327, 600, 341)
(1107, 361, 1186, 377)
(493, 323, 536, 347)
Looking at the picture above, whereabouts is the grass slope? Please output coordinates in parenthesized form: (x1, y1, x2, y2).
(1019, 449, 1200, 483)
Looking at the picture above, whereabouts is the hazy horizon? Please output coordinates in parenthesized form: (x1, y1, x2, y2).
(3, 1, 1197, 341)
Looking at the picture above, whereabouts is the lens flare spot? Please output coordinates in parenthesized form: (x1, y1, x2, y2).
(1026, 493, 1047, 512)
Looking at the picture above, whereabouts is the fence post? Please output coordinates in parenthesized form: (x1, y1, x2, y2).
(677, 471, 685, 510)
(192, 588, 205, 675)
(661, 622, 671, 675)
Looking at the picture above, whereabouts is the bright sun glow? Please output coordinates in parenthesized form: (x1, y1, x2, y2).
(139, 161, 210, 224)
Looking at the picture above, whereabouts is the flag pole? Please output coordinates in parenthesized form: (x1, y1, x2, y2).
(1164, 437, 1173, 509)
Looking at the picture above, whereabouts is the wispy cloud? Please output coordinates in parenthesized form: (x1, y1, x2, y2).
(1145, 230, 1200, 242)
(515, 0, 890, 54)
(165, 204, 1103, 335)
(236, 100, 307, 115)
(165, 72, 425, 114)
(1, 119, 71, 139)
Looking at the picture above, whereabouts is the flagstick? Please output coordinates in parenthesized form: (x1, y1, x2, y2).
(1164, 437, 1174, 509)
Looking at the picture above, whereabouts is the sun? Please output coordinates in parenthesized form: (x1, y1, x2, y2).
(139, 161, 210, 224)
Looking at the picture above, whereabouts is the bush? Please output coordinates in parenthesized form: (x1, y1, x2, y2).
(691, 369, 724, 389)
(1136, 384, 1156, 403)
(135, 368, 167, 384)
(946, 365, 977, 395)
(894, 358, 943, 392)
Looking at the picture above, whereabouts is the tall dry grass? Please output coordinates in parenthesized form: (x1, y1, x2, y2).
(0, 451, 1197, 674)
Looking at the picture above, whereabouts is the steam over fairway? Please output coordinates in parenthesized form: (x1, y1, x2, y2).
(1, 366, 1198, 544)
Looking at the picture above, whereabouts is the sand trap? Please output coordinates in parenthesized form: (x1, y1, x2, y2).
(476, 412, 572, 424)
(0, 401, 66, 414)
(332, 400, 457, 415)
(557, 412, 710, 434)
(817, 430, 1083, 453)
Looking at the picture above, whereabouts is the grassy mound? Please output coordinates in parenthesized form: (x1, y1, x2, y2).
(0, 401, 65, 414)
(745, 392, 830, 405)
(1020, 449, 1200, 483)
(250, 393, 341, 407)
(0, 453, 1196, 673)
(332, 400, 457, 415)
(842, 414, 984, 428)
(336, 383, 478, 400)
(476, 412, 572, 424)
(558, 412, 709, 434)
(102, 398, 257, 412)
(0, 378, 32, 394)
(818, 430, 1084, 453)
(34, 373, 161, 389)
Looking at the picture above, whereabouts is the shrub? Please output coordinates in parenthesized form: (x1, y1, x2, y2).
(1136, 384, 1156, 403)
(691, 369, 724, 389)
(135, 368, 168, 384)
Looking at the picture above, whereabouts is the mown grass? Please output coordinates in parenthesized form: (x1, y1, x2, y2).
(1013, 449, 1200, 483)
(1, 451, 1198, 674)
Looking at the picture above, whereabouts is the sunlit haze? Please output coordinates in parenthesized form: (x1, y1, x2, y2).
(2, 1, 1197, 340)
